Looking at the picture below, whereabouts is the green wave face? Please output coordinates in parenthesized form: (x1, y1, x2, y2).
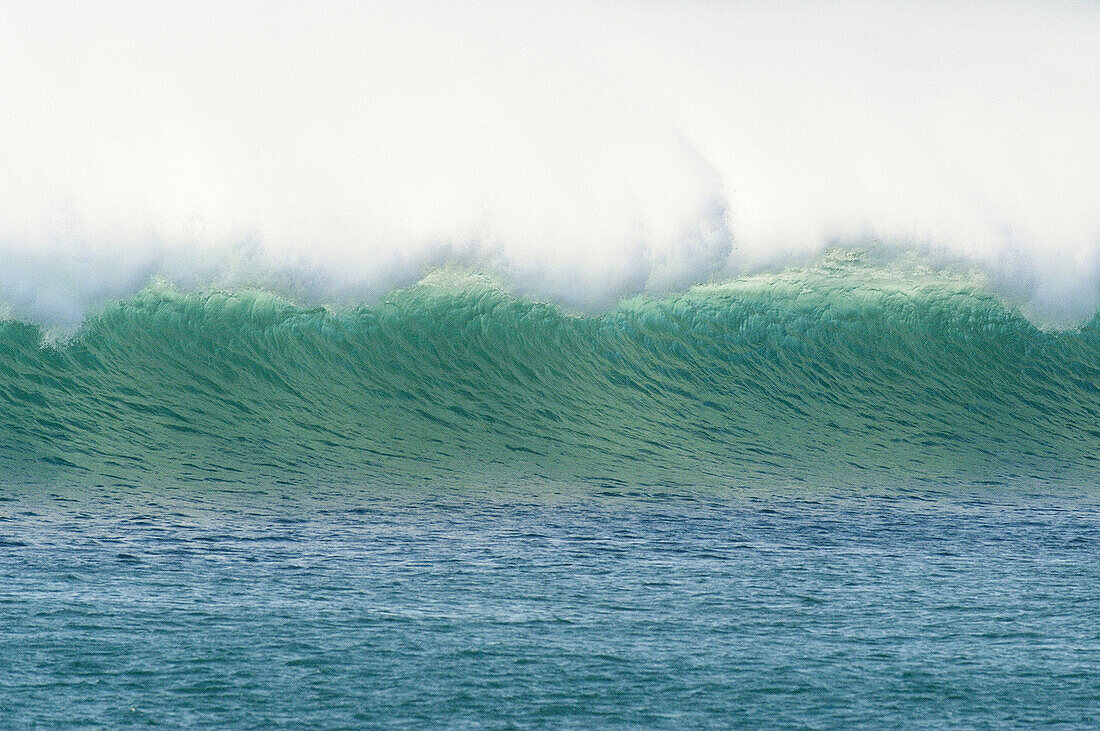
(3, 262, 1100, 489)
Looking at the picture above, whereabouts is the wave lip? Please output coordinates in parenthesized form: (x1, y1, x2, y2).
(3, 260, 1099, 488)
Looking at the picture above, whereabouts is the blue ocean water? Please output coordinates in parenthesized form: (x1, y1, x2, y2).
(3, 262, 1100, 726)
(3, 482, 1099, 727)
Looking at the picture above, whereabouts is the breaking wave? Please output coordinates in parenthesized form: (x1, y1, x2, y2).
(2, 1, 1098, 328)
(4, 257, 1099, 489)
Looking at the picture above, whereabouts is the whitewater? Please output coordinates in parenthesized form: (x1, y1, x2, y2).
(3, 2, 1100, 728)
(1, 0, 1098, 330)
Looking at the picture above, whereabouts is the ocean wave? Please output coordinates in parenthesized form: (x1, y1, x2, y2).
(4, 260, 1099, 488)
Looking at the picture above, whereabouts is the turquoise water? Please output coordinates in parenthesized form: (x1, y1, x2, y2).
(5, 263, 1100, 487)
(3, 262, 1100, 726)
(3, 483, 1099, 727)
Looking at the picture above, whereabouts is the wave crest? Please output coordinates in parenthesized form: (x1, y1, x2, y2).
(2, 1, 1098, 328)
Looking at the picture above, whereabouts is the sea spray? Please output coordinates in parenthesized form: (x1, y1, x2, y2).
(1, 1, 1097, 326)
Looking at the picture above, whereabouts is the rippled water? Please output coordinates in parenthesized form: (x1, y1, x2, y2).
(3, 480, 1098, 727)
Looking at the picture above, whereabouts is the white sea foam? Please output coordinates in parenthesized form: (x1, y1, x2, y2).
(0, 0, 1097, 327)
